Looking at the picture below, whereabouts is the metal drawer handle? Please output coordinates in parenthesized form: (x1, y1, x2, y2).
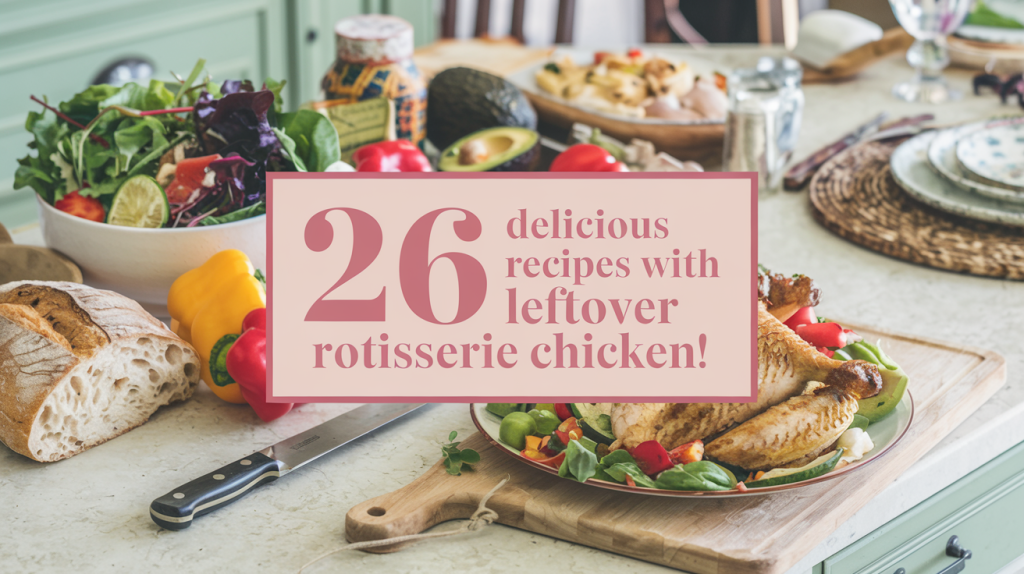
(893, 535, 972, 574)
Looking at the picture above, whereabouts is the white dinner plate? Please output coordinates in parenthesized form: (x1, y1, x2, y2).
(470, 393, 913, 498)
(957, 25, 1024, 46)
(927, 118, 1024, 203)
(505, 47, 725, 126)
(892, 131, 1024, 227)
(956, 122, 1024, 189)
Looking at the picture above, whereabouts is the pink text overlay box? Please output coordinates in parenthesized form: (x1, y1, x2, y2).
(267, 172, 756, 402)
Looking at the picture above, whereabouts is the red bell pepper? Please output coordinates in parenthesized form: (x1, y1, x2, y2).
(631, 440, 674, 475)
(353, 140, 432, 172)
(242, 307, 266, 332)
(225, 308, 292, 422)
(795, 322, 847, 349)
(783, 306, 817, 330)
(535, 451, 566, 469)
(54, 190, 105, 222)
(549, 144, 629, 172)
(668, 439, 704, 466)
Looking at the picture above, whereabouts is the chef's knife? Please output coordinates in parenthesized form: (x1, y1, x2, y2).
(783, 112, 889, 190)
(150, 402, 424, 530)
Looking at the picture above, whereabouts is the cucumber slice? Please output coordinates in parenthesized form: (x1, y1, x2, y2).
(745, 449, 844, 488)
(107, 175, 170, 228)
(570, 403, 613, 421)
(580, 417, 615, 445)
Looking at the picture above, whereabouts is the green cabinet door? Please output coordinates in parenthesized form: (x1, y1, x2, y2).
(0, 0, 289, 229)
(288, 0, 438, 106)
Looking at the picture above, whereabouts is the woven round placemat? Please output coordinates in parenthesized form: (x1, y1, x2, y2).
(808, 138, 1024, 280)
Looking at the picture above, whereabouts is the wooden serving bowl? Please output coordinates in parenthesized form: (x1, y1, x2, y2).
(0, 222, 83, 284)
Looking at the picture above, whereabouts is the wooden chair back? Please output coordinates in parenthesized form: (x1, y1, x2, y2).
(441, 0, 577, 44)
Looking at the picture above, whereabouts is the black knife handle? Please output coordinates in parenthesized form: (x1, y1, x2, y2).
(150, 452, 283, 530)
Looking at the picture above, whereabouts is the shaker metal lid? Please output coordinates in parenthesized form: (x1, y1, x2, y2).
(335, 15, 414, 64)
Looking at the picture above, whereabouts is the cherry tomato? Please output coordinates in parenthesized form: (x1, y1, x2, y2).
(165, 154, 221, 203)
(627, 48, 644, 59)
(54, 190, 105, 222)
(555, 403, 574, 421)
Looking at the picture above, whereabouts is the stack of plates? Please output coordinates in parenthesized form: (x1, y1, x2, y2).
(891, 117, 1024, 227)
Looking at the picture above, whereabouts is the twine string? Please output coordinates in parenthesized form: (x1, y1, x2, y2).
(298, 475, 510, 573)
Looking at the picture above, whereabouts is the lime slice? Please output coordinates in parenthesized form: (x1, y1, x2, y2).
(745, 448, 844, 488)
(107, 175, 170, 228)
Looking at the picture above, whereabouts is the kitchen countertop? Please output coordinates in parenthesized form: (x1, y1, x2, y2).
(2, 45, 1024, 574)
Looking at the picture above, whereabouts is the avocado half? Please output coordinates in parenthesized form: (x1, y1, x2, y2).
(427, 67, 538, 151)
(438, 127, 540, 172)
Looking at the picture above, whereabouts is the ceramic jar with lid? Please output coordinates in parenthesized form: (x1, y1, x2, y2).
(321, 15, 427, 146)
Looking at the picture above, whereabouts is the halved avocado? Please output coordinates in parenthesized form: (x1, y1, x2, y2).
(857, 368, 908, 423)
(438, 127, 540, 172)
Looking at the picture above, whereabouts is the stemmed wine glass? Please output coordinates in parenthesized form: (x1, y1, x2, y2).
(889, 0, 973, 103)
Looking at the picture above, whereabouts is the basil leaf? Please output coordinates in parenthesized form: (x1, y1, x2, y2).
(599, 450, 636, 468)
(604, 462, 656, 488)
(275, 110, 340, 172)
(654, 461, 737, 491)
(199, 202, 266, 226)
(460, 449, 480, 464)
(565, 439, 598, 482)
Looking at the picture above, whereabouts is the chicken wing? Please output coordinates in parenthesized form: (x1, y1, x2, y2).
(704, 361, 882, 470)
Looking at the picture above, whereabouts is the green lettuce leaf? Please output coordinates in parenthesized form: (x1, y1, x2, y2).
(654, 461, 737, 491)
(274, 110, 340, 172)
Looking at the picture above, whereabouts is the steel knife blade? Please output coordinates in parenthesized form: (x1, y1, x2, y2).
(783, 112, 888, 190)
(149, 402, 425, 530)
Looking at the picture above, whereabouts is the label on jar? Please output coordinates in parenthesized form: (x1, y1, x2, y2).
(303, 98, 396, 163)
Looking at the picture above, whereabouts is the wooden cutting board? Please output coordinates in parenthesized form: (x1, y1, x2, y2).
(346, 326, 1005, 574)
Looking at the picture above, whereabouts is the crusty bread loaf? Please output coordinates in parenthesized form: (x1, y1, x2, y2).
(0, 281, 200, 462)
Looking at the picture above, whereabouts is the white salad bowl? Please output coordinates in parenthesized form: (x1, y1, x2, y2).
(37, 196, 266, 318)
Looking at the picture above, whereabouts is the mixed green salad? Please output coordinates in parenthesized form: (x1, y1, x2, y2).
(15, 59, 343, 228)
(485, 309, 909, 493)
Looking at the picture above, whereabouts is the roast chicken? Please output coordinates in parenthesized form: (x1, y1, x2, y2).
(610, 284, 882, 471)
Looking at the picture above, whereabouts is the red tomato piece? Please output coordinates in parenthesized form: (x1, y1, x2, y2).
(627, 48, 643, 59)
(631, 440, 674, 475)
(54, 190, 105, 222)
(165, 154, 221, 203)
(625, 474, 637, 487)
(817, 347, 835, 358)
(555, 403, 574, 421)
(783, 306, 818, 330)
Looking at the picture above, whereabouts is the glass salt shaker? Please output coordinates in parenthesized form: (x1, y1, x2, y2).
(722, 58, 804, 195)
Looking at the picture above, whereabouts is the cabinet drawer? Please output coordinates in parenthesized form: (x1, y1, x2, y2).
(824, 440, 1024, 574)
(0, 0, 287, 228)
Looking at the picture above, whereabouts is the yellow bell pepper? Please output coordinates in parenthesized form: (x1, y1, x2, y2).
(167, 250, 266, 404)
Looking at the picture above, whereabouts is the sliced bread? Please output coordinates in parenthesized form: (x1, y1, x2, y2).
(0, 281, 200, 462)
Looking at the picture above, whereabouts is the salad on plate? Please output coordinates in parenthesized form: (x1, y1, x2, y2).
(15, 59, 345, 228)
(480, 267, 911, 494)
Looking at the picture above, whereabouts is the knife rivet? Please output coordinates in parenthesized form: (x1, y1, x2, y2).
(240, 459, 252, 466)
(213, 474, 225, 481)
(173, 493, 185, 499)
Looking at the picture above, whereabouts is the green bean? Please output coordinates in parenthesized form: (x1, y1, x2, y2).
(846, 342, 882, 365)
(832, 348, 852, 361)
(860, 341, 899, 370)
